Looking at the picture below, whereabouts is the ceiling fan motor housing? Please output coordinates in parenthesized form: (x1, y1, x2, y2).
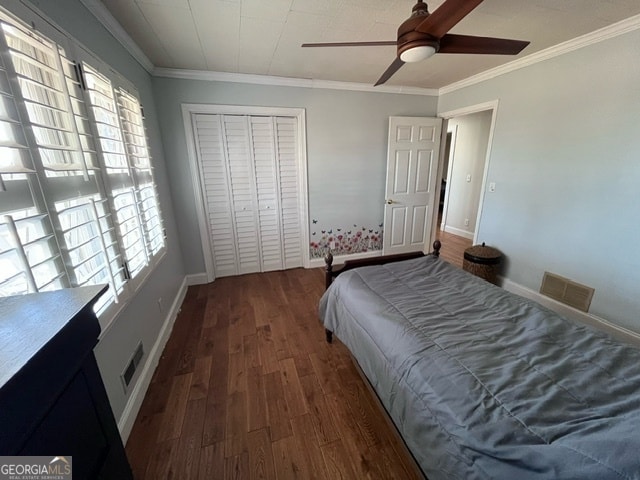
(398, 1, 439, 58)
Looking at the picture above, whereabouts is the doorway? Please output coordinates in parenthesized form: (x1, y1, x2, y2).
(435, 101, 498, 266)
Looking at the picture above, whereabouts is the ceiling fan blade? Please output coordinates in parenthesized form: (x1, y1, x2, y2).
(415, 0, 484, 38)
(301, 41, 397, 47)
(439, 34, 529, 55)
(374, 57, 405, 86)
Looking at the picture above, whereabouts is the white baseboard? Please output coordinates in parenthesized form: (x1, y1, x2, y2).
(186, 272, 209, 285)
(500, 277, 640, 346)
(443, 225, 474, 239)
(308, 249, 382, 268)
(117, 276, 188, 442)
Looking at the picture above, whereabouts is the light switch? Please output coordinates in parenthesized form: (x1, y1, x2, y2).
(489, 182, 496, 192)
(466, 174, 472, 182)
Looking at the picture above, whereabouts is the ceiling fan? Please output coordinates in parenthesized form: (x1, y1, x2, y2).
(301, 0, 530, 86)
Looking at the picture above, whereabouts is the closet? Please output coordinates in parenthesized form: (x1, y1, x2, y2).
(193, 114, 303, 277)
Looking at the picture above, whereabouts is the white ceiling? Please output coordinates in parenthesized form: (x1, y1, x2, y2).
(99, 0, 640, 89)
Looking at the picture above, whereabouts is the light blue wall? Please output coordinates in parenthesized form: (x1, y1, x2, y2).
(152, 77, 438, 271)
(20, 0, 186, 420)
(439, 29, 640, 332)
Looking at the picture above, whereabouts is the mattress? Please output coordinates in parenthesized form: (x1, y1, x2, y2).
(319, 255, 640, 480)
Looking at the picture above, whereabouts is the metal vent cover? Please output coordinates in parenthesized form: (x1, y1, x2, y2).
(540, 272, 594, 312)
(121, 342, 144, 392)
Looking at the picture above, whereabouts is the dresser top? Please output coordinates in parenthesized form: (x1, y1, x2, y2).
(0, 285, 107, 388)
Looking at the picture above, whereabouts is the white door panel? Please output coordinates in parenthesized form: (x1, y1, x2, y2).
(393, 151, 411, 194)
(389, 207, 407, 247)
(249, 116, 283, 272)
(194, 115, 238, 277)
(411, 205, 427, 245)
(416, 150, 433, 193)
(383, 116, 442, 255)
(418, 125, 436, 141)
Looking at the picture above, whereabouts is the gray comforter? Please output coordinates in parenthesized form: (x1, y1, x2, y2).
(319, 255, 640, 479)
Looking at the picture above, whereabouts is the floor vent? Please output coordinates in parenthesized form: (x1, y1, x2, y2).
(540, 272, 594, 312)
(121, 342, 144, 392)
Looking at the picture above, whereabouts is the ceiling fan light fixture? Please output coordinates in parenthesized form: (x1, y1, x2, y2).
(399, 44, 436, 62)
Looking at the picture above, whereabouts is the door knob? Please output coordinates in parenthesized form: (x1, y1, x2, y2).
(386, 199, 394, 204)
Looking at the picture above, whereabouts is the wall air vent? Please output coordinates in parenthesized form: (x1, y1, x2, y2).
(540, 272, 594, 313)
(121, 342, 144, 392)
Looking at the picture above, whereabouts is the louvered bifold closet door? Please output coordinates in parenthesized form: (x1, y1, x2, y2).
(249, 116, 284, 271)
(194, 113, 302, 278)
(222, 115, 261, 274)
(274, 117, 302, 269)
(194, 114, 239, 277)
(194, 114, 263, 276)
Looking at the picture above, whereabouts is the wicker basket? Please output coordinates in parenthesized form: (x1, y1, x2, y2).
(463, 243, 502, 285)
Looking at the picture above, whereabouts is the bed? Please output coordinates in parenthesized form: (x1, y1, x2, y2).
(319, 243, 640, 480)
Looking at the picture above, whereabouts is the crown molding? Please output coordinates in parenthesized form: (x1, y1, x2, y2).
(80, 0, 639, 97)
(79, 0, 154, 73)
(440, 13, 640, 95)
(153, 68, 439, 96)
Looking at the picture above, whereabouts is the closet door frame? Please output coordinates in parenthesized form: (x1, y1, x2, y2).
(182, 104, 309, 282)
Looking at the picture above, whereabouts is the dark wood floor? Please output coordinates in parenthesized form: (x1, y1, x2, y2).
(126, 268, 424, 479)
(125, 233, 470, 479)
(436, 228, 472, 268)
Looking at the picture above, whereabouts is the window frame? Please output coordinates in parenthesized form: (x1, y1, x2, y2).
(0, 4, 166, 330)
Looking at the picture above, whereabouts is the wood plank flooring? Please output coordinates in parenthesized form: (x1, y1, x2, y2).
(125, 233, 471, 479)
(126, 268, 423, 479)
(436, 228, 472, 268)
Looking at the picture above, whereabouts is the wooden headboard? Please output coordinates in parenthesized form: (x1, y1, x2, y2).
(323, 240, 442, 289)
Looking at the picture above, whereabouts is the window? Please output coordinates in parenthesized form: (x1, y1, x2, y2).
(0, 9, 164, 321)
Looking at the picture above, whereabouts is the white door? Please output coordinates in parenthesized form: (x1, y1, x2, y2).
(224, 115, 262, 275)
(249, 116, 302, 271)
(193, 114, 303, 277)
(383, 116, 442, 255)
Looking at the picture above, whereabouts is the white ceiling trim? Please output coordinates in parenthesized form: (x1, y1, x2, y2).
(79, 0, 154, 73)
(440, 13, 640, 95)
(153, 68, 439, 96)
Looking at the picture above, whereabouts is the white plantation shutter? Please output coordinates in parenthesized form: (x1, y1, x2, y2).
(0, 211, 65, 294)
(0, 8, 165, 322)
(56, 49, 125, 312)
(193, 113, 302, 277)
(0, 20, 125, 313)
(55, 196, 125, 313)
(116, 88, 164, 257)
(0, 23, 66, 296)
(2, 17, 123, 312)
(82, 63, 151, 280)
